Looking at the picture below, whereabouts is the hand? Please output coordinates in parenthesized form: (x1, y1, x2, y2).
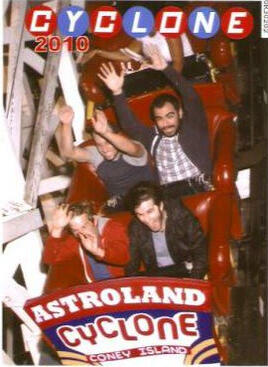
(144, 44, 168, 71)
(59, 105, 74, 125)
(91, 110, 109, 136)
(50, 203, 73, 237)
(98, 62, 126, 95)
(78, 221, 104, 258)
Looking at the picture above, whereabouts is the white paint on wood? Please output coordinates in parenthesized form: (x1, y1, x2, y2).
(2, 279, 41, 334)
(43, 0, 58, 12)
(21, 74, 36, 168)
(71, 0, 85, 8)
(5, 0, 27, 158)
(21, 324, 41, 365)
(0, 115, 45, 301)
(23, 48, 45, 75)
(4, 28, 34, 45)
(2, 350, 14, 365)
(6, 0, 27, 106)
(2, 231, 46, 298)
(2, 209, 43, 244)
(21, 124, 34, 170)
(38, 175, 71, 195)
(3, 0, 11, 16)
(23, 73, 36, 123)
(0, 115, 25, 204)
(24, 51, 62, 207)
(59, 44, 85, 144)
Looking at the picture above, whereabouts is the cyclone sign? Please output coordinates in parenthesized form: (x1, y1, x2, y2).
(24, 278, 221, 365)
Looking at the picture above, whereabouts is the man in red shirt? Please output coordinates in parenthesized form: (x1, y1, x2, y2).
(43, 202, 130, 293)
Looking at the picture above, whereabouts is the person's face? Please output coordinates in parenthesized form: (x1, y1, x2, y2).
(69, 214, 95, 238)
(153, 102, 181, 137)
(94, 134, 119, 161)
(135, 198, 165, 232)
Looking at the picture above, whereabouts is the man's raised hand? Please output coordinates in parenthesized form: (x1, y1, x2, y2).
(91, 110, 109, 136)
(98, 62, 126, 95)
(144, 44, 168, 71)
(78, 221, 104, 258)
(50, 203, 73, 237)
(59, 105, 74, 125)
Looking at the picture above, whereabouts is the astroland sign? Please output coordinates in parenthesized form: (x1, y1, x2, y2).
(24, 277, 221, 366)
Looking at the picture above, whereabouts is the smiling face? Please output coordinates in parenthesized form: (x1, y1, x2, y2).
(135, 198, 165, 232)
(69, 213, 95, 238)
(153, 102, 181, 137)
(93, 133, 119, 161)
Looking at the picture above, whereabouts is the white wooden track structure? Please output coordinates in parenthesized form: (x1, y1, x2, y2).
(1, 0, 86, 364)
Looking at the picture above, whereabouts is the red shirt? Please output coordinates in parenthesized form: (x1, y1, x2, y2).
(43, 216, 131, 294)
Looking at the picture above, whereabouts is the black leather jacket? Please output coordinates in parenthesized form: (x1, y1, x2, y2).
(125, 198, 207, 279)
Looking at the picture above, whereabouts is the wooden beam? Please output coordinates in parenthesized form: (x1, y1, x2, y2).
(24, 0, 70, 207)
(21, 74, 36, 169)
(4, 28, 34, 45)
(2, 350, 14, 365)
(59, 45, 85, 144)
(22, 73, 36, 125)
(23, 48, 45, 76)
(5, 0, 27, 159)
(24, 111, 61, 207)
(2, 209, 43, 244)
(2, 232, 46, 297)
(3, 0, 11, 16)
(46, 149, 65, 167)
(38, 175, 71, 195)
(71, 0, 85, 7)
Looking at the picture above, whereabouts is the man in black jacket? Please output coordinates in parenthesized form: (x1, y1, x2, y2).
(124, 181, 207, 279)
(98, 44, 213, 198)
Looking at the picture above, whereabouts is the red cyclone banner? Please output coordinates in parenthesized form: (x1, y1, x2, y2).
(24, 277, 221, 365)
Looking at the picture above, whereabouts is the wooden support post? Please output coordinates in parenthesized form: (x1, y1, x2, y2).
(24, 110, 61, 207)
(5, 0, 27, 159)
(23, 48, 45, 75)
(24, 0, 70, 208)
(2, 350, 14, 365)
(1, 111, 46, 299)
(3, 209, 43, 244)
(24, 55, 61, 206)
(59, 45, 85, 144)
(71, 0, 86, 7)
(3, 0, 11, 16)
(21, 74, 36, 169)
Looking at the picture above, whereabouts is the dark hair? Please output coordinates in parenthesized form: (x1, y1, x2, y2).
(125, 181, 163, 214)
(68, 201, 94, 221)
(150, 94, 180, 121)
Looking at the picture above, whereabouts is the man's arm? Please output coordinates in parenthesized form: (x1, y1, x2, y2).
(167, 37, 184, 73)
(78, 39, 142, 65)
(98, 220, 130, 266)
(78, 218, 130, 266)
(124, 221, 142, 276)
(43, 234, 79, 264)
(183, 207, 208, 279)
(145, 44, 204, 116)
(43, 204, 79, 264)
(58, 105, 91, 162)
(98, 62, 153, 150)
(92, 110, 145, 157)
